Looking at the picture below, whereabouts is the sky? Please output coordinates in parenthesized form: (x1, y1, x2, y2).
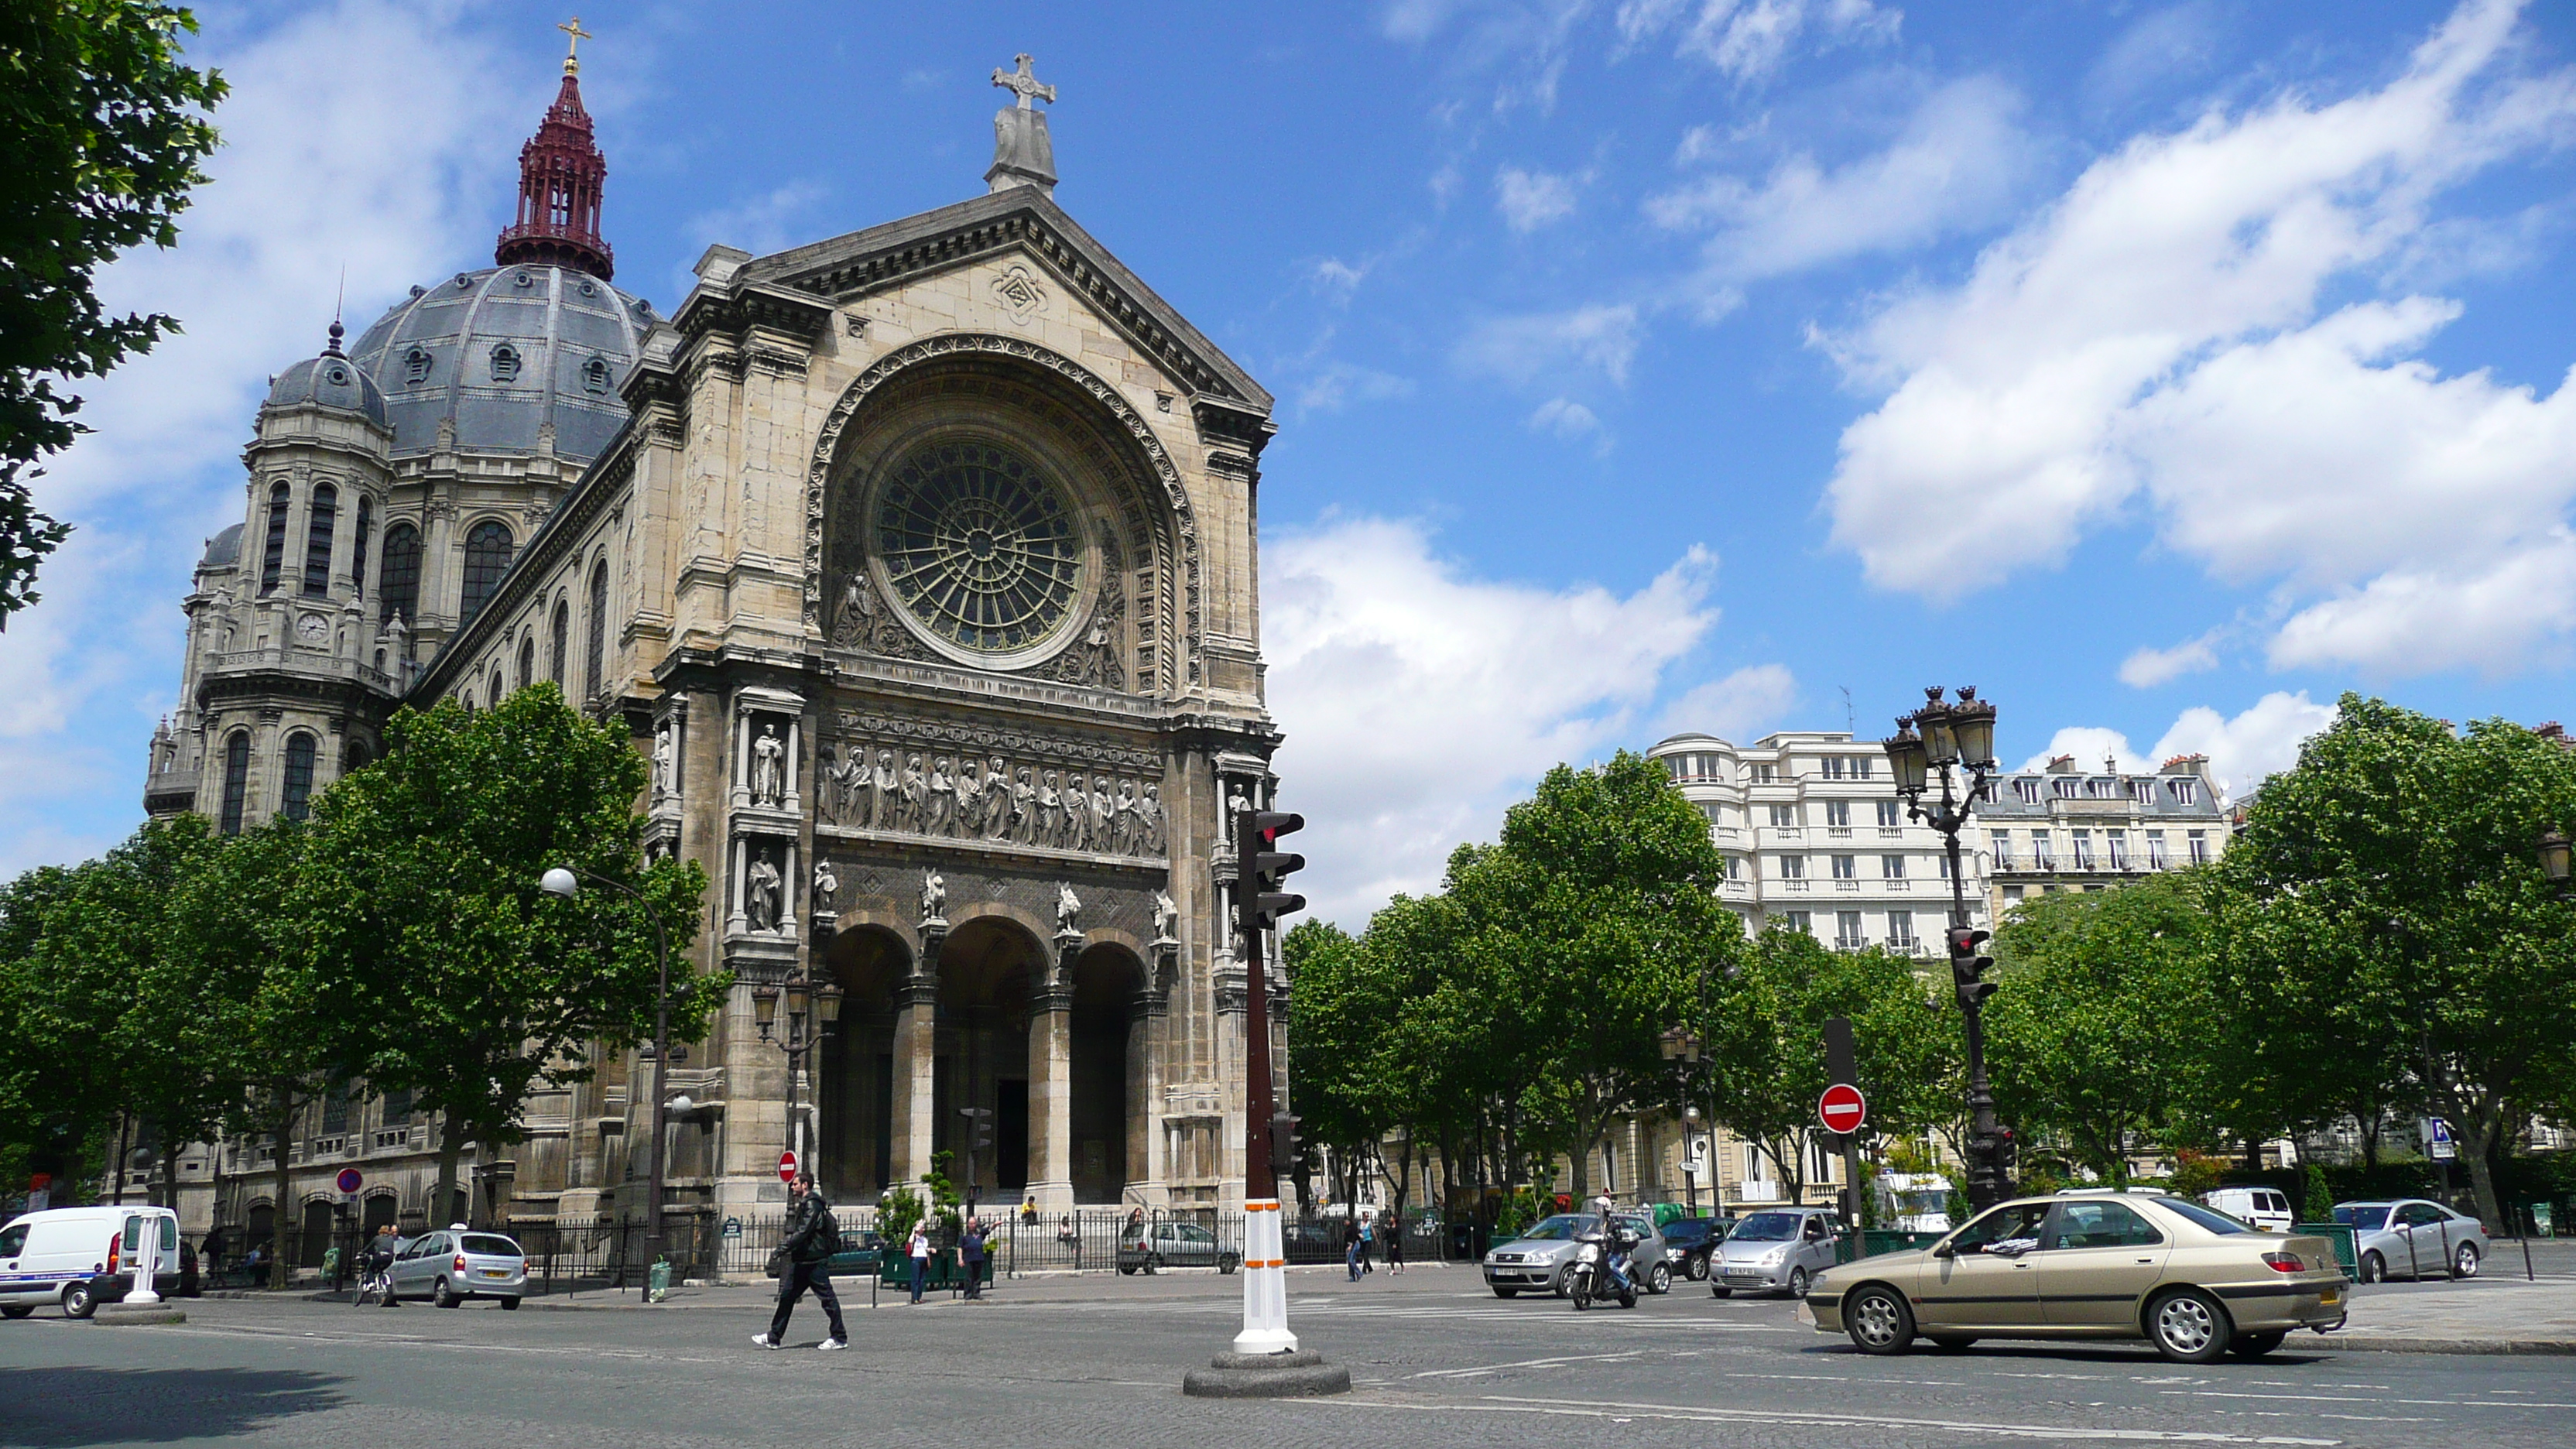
(11, 0, 2576, 925)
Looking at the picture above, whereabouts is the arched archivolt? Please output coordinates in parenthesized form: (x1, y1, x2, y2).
(818, 923, 911, 1200)
(824, 922, 912, 1005)
(1067, 940, 1149, 1204)
(937, 913, 1048, 1009)
(805, 334, 1204, 694)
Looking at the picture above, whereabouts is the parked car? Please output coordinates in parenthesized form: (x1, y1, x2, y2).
(2203, 1186, 2294, 1233)
(1808, 1194, 2346, 1362)
(1117, 1221, 1241, 1274)
(1484, 1213, 1673, 1297)
(1657, 1214, 1734, 1281)
(2332, 1199, 2489, 1283)
(0, 1206, 183, 1319)
(1711, 1206, 1843, 1299)
(389, 1227, 526, 1307)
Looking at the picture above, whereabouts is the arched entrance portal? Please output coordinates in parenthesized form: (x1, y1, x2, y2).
(1070, 944, 1148, 1204)
(818, 925, 908, 1201)
(937, 917, 1044, 1205)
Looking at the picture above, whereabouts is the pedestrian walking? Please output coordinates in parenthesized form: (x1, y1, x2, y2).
(1345, 1218, 1361, 1282)
(1386, 1215, 1406, 1276)
(754, 1173, 848, 1351)
(908, 1218, 932, 1303)
(201, 1227, 228, 1282)
(1357, 1214, 1375, 1276)
(960, 1217, 987, 1300)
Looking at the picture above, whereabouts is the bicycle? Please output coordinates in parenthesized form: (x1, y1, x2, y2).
(354, 1264, 397, 1308)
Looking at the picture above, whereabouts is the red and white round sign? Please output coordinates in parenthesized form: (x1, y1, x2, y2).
(776, 1149, 800, 1184)
(1817, 1083, 1868, 1136)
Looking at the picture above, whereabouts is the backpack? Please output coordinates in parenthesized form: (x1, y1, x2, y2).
(810, 1204, 842, 1257)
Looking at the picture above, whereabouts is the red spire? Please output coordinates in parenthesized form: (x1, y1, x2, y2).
(495, 70, 614, 279)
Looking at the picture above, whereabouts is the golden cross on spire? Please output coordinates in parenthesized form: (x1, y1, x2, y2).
(558, 15, 592, 75)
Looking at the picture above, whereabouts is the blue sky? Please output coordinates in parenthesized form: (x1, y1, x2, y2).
(12, 0, 2576, 923)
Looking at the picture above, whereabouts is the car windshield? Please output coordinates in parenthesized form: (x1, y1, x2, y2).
(1516, 1214, 1598, 1242)
(2333, 1204, 2390, 1231)
(2156, 1200, 2252, 1235)
(460, 1235, 519, 1256)
(1663, 1220, 1711, 1244)
(1730, 1212, 1804, 1242)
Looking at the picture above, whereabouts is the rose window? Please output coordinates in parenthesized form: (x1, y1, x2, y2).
(874, 442, 1083, 653)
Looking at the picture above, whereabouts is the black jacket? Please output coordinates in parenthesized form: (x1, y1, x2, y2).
(783, 1194, 837, 1264)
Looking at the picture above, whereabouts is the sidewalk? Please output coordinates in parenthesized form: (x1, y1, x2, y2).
(2328, 1273, 2576, 1355)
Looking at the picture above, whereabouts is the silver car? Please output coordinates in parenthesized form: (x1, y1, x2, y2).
(1710, 1206, 1845, 1298)
(2333, 1199, 2489, 1283)
(1483, 1214, 1674, 1297)
(391, 1228, 526, 1308)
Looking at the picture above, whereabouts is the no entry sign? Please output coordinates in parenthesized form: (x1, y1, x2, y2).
(777, 1149, 800, 1184)
(1817, 1083, 1868, 1136)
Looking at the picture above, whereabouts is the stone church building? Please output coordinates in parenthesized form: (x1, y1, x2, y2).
(142, 46, 1283, 1244)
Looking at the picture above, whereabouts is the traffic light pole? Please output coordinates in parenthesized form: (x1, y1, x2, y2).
(1934, 767, 2009, 1216)
(1234, 805, 1289, 1350)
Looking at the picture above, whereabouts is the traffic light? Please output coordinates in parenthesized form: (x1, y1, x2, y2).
(1993, 1125, 2019, 1178)
(1947, 925, 1995, 1009)
(1268, 1112, 1300, 1177)
(962, 1106, 994, 1156)
(1245, 810, 1307, 931)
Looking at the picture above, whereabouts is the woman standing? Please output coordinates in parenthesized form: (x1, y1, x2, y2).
(907, 1219, 932, 1304)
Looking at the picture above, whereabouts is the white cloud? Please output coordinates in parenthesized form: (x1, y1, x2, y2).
(2019, 692, 2338, 803)
(1529, 396, 1604, 442)
(1263, 519, 1719, 922)
(1655, 663, 1800, 739)
(1645, 77, 2029, 281)
(1622, 0, 1901, 83)
(1496, 166, 1583, 231)
(686, 180, 830, 259)
(1457, 303, 1645, 386)
(1297, 361, 1417, 414)
(1822, 0, 2576, 677)
(2119, 632, 2221, 688)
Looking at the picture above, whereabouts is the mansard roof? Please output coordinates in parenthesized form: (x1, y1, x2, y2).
(733, 188, 1273, 414)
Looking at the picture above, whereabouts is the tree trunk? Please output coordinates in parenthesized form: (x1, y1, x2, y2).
(269, 1088, 296, 1291)
(433, 1112, 464, 1228)
(2358, 1110, 2381, 1170)
(2453, 1102, 2508, 1231)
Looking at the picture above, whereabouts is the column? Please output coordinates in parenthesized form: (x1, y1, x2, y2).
(1026, 930, 1081, 1204)
(892, 925, 944, 1185)
(1126, 992, 1155, 1201)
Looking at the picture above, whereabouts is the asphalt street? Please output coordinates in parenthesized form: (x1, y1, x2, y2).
(5, 1266, 2571, 1448)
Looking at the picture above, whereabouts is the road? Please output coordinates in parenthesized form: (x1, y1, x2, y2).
(5, 1266, 2569, 1448)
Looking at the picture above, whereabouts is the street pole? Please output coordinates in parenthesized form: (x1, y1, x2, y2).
(1937, 766, 2008, 1216)
(541, 868, 672, 1273)
(1236, 802, 1286, 1348)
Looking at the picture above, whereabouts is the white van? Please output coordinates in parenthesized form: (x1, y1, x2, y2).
(0, 1205, 181, 1319)
(2202, 1186, 2296, 1233)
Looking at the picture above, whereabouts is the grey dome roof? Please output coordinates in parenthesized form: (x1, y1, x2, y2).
(265, 331, 388, 425)
(200, 522, 243, 570)
(346, 263, 656, 462)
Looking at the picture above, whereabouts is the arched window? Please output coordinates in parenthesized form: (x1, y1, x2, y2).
(583, 355, 611, 393)
(280, 733, 317, 822)
(585, 560, 608, 699)
(259, 483, 290, 594)
(516, 637, 535, 692)
(461, 691, 475, 714)
(403, 348, 432, 385)
(344, 738, 372, 775)
(489, 666, 505, 704)
(379, 522, 420, 625)
(352, 497, 372, 599)
(489, 344, 521, 382)
(458, 521, 512, 627)
(548, 599, 568, 687)
(303, 484, 337, 595)
(219, 732, 252, 834)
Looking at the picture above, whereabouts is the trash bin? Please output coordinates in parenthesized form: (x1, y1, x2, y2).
(647, 1257, 671, 1303)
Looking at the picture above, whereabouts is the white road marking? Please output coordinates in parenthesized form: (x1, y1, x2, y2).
(1413, 1350, 1646, 1379)
(1303, 1392, 2344, 1444)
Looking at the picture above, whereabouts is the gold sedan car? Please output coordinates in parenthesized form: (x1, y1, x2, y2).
(1806, 1193, 2347, 1362)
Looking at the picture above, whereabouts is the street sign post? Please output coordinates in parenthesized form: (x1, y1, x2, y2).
(2427, 1118, 2457, 1162)
(335, 1168, 363, 1195)
(776, 1149, 799, 1184)
(1818, 1083, 1869, 1136)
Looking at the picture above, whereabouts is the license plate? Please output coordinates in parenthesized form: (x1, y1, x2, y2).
(479, 1269, 509, 1279)
(2321, 1286, 2339, 1304)
(1725, 1268, 1759, 1278)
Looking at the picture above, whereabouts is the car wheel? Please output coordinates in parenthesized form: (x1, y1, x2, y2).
(1492, 1286, 1519, 1298)
(1553, 1268, 1572, 1297)
(433, 1277, 460, 1309)
(2358, 1251, 2384, 1284)
(1787, 1267, 1810, 1300)
(62, 1281, 98, 1320)
(2147, 1289, 2232, 1364)
(1686, 1255, 1708, 1282)
(1925, 1334, 1977, 1351)
(1118, 1264, 1135, 1276)
(498, 1297, 521, 1310)
(2227, 1330, 2286, 1358)
(2452, 1242, 2481, 1279)
(1845, 1284, 1914, 1356)
(1648, 1262, 1673, 1295)
(2, 1306, 34, 1320)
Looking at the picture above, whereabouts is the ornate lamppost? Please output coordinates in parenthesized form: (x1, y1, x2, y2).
(752, 971, 844, 1182)
(1658, 1026, 1708, 1217)
(1883, 686, 2012, 1214)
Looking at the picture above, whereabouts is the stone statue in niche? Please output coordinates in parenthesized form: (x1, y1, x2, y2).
(1038, 771, 1063, 848)
(823, 743, 862, 825)
(1089, 776, 1114, 855)
(920, 868, 947, 925)
(982, 755, 1012, 839)
(653, 722, 677, 800)
(896, 754, 926, 833)
(1062, 773, 1089, 852)
(927, 756, 955, 836)
(1011, 767, 1037, 844)
(813, 858, 838, 909)
(1111, 780, 1138, 855)
(750, 721, 786, 807)
(745, 847, 784, 933)
(1135, 783, 1165, 855)
(1054, 882, 1083, 933)
(871, 749, 898, 830)
(1153, 889, 1178, 945)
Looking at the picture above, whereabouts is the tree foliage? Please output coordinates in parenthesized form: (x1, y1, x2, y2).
(0, 1, 225, 625)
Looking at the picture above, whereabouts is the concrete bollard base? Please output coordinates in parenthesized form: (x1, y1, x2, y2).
(1182, 1348, 1351, 1398)
(94, 1303, 187, 1325)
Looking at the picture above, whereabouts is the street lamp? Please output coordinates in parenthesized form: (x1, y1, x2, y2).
(1660, 1025, 1708, 1217)
(540, 865, 676, 1269)
(2540, 830, 2571, 895)
(753, 971, 843, 1179)
(1885, 686, 2011, 1214)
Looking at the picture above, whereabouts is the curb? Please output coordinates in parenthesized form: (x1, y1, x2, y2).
(2322, 1335, 2576, 1356)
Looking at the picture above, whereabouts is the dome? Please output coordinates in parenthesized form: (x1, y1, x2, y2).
(199, 522, 243, 570)
(265, 324, 388, 426)
(345, 263, 656, 462)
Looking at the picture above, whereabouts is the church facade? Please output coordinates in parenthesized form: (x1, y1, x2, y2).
(143, 48, 1284, 1240)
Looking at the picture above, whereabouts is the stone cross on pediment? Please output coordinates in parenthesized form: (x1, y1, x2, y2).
(992, 53, 1056, 110)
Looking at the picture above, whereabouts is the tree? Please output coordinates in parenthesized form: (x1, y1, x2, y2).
(2201, 695, 2576, 1228)
(0, 857, 114, 1191)
(0, 1, 224, 625)
(1708, 927, 1956, 1203)
(1985, 872, 2215, 1187)
(288, 685, 718, 1223)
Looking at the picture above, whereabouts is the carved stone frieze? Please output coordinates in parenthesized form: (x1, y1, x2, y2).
(829, 570, 935, 662)
(816, 722, 1167, 862)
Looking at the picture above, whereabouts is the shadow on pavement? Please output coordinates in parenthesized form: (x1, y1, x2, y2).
(0, 1367, 346, 1445)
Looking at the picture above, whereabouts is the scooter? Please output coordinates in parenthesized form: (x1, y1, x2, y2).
(1568, 1226, 1639, 1310)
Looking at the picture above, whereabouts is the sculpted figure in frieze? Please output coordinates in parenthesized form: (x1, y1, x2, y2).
(1112, 780, 1137, 855)
(1089, 776, 1114, 854)
(927, 756, 955, 837)
(871, 750, 898, 830)
(1136, 783, 1165, 855)
(1012, 768, 1037, 844)
(1038, 771, 1063, 847)
(983, 755, 1013, 839)
(1063, 772, 1088, 852)
(897, 754, 927, 833)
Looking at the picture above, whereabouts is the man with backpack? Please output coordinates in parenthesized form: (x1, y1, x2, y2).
(755, 1174, 848, 1351)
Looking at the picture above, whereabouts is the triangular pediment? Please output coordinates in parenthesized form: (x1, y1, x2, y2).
(742, 190, 1272, 413)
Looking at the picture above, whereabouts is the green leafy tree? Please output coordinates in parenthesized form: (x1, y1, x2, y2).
(0, 857, 118, 1188)
(288, 685, 718, 1222)
(0, 1, 224, 625)
(1985, 872, 2215, 1187)
(2201, 696, 2576, 1228)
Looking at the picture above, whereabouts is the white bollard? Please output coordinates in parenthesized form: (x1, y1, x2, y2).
(1232, 1198, 1296, 1355)
(126, 1215, 163, 1307)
